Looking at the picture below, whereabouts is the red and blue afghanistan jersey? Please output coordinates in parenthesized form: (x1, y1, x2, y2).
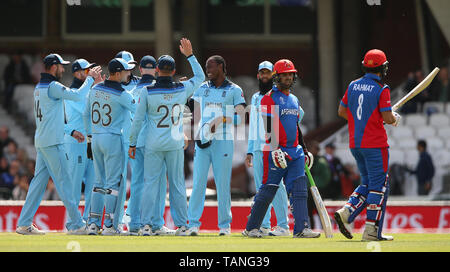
(260, 86, 303, 157)
(340, 73, 392, 149)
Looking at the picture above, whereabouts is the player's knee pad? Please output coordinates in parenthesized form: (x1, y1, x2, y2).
(288, 176, 310, 233)
(288, 176, 308, 200)
(366, 184, 389, 230)
(246, 185, 278, 230)
(345, 185, 368, 213)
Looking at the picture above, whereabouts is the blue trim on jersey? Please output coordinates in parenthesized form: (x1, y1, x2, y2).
(39, 73, 58, 84)
(340, 101, 348, 108)
(380, 106, 392, 112)
(147, 86, 185, 95)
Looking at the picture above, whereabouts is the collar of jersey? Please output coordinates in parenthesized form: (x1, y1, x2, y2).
(101, 80, 125, 92)
(139, 74, 155, 84)
(122, 74, 140, 86)
(39, 73, 58, 84)
(364, 73, 382, 81)
(208, 78, 231, 89)
(271, 85, 291, 96)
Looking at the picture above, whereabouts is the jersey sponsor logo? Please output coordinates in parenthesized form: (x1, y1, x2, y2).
(205, 102, 223, 108)
(280, 108, 298, 116)
(352, 83, 375, 92)
(94, 91, 111, 101)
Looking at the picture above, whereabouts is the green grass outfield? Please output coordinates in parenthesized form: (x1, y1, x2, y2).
(1, 232, 450, 252)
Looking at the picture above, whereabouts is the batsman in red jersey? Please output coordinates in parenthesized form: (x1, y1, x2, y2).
(334, 49, 401, 241)
(243, 59, 319, 238)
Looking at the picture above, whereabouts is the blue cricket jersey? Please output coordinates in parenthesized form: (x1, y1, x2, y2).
(129, 55, 205, 151)
(34, 73, 90, 148)
(83, 80, 137, 136)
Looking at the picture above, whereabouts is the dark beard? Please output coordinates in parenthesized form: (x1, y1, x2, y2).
(258, 79, 273, 95)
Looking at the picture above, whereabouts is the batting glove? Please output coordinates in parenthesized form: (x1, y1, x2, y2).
(305, 151, 314, 170)
(391, 111, 401, 127)
(271, 148, 292, 169)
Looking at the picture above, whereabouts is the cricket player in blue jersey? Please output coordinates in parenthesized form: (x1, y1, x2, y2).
(125, 55, 168, 235)
(83, 58, 137, 235)
(64, 59, 104, 224)
(16, 53, 101, 235)
(187, 55, 246, 236)
(114, 50, 147, 232)
(129, 38, 204, 236)
(243, 59, 319, 238)
(245, 61, 290, 236)
(335, 49, 399, 241)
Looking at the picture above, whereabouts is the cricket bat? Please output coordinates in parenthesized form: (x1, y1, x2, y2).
(392, 67, 440, 111)
(305, 166, 333, 238)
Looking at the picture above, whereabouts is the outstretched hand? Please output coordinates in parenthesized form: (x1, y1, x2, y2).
(179, 38, 193, 57)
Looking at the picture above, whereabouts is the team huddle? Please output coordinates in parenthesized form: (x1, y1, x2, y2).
(14, 37, 401, 241)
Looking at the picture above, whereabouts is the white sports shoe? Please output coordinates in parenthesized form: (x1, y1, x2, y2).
(141, 225, 152, 236)
(260, 227, 270, 236)
(87, 223, 100, 235)
(122, 214, 131, 231)
(362, 224, 394, 241)
(242, 229, 262, 238)
(219, 227, 231, 236)
(334, 207, 353, 239)
(152, 226, 175, 236)
(102, 225, 120, 236)
(67, 226, 87, 235)
(16, 224, 45, 235)
(188, 226, 199, 236)
(175, 226, 189, 236)
(294, 228, 321, 238)
(269, 226, 290, 236)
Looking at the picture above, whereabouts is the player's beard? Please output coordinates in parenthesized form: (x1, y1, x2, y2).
(259, 79, 273, 95)
(279, 80, 293, 91)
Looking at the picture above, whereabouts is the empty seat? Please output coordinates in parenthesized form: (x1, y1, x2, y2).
(397, 138, 417, 149)
(404, 113, 427, 126)
(414, 126, 436, 139)
(390, 126, 413, 139)
(446, 102, 450, 114)
(433, 149, 450, 167)
(403, 149, 419, 168)
(438, 127, 450, 138)
(429, 114, 450, 127)
(389, 149, 405, 164)
(426, 137, 444, 150)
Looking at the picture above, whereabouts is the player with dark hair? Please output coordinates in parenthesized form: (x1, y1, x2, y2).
(335, 49, 401, 241)
(243, 59, 319, 238)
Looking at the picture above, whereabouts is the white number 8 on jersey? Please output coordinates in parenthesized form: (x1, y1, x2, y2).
(356, 94, 363, 120)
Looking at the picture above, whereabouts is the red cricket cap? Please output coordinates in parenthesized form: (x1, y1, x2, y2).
(362, 49, 388, 68)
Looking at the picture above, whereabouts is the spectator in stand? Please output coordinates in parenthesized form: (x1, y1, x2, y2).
(0, 157, 8, 174)
(324, 143, 344, 199)
(401, 70, 431, 114)
(430, 65, 449, 103)
(307, 140, 331, 229)
(25, 159, 35, 178)
(3, 140, 18, 164)
(2, 51, 32, 112)
(31, 51, 46, 84)
(406, 140, 435, 195)
(12, 174, 29, 200)
(0, 159, 21, 199)
(0, 126, 13, 158)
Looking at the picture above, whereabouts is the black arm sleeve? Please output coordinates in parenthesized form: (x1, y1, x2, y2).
(298, 125, 307, 151)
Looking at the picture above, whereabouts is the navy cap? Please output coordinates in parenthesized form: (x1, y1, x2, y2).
(258, 61, 273, 72)
(108, 58, 136, 73)
(72, 59, 97, 73)
(140, 55, 157, 69)
(115, 51, 138, 64)
(157, 55, 175, 71)
(43, 53, 70, 66)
